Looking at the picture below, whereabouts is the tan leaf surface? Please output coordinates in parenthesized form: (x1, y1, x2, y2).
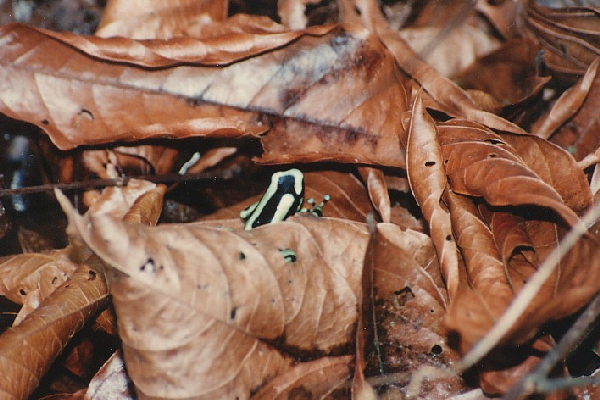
(438, 119, 580, 226)
(60, 193, 374, 398)
(406, 92, 459, 300)
(0, 22, 407, 167)
(0, 249, 78, 325)
(252, 356, 353, 400)
(96, 0, 228, 39)
(0, 261, 109, 400)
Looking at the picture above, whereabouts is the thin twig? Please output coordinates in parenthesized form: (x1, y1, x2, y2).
(0, 169, 241, 197)
(501, 291, 600, 400)
(454, 201, 600, 373)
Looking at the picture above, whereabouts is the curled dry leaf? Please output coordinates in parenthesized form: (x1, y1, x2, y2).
(438, 119, 581, 227)
(0, 21, 407, 167)
(0, 262, 109, 400)
(59, 192, 374, 398)
(0, 249, 78, 325)
(406, 92, 459, 300)
(357, 166, 391, 223)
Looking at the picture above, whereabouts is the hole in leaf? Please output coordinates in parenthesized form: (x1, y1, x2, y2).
(484, 139, 504, 145)
(230, 307, 238, 320)
(41, 119, 49, 125)
(51, 276, 58, 285)
(238, 252, 246, 260)
(425, 161, 436, 167)
(140, 258, 156, 273)
(354, 5, 362, 15)
(488, 153, 497, 158)
(88, 270, 96, 281)
(446, 235, 452, 241)
(19, 288, 26, 296)
(431, 344, 443, 355)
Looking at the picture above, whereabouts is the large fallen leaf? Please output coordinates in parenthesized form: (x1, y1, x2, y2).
(0, 21, 407, 167)
(59, 191, 374, 398)
(438, 119, 581, 226)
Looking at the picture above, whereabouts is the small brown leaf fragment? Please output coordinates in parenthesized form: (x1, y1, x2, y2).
(438, 119, 581, 227)
(406, 92, 460, 300)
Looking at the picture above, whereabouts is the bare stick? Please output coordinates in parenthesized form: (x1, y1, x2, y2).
(0, 169, 241, 197)
(501, 292, 600, 399)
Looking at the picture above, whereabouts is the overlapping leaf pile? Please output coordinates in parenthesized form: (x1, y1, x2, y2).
(0, 0, 598, 399)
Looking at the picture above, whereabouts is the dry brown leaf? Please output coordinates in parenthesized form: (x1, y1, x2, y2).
(398, 25, 500, 78)
(438, 119, 581, 227)
(59, 191, 375, 398)
(443, 189, 514, 353)
(0, 249, 78, 325)
(406, 92, 459, 300)
(0, 22, 407, 167)
(96, 0, 228, 39)
(0, 262, 109, 400)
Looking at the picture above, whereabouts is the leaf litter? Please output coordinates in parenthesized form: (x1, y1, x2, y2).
(0, 0, 599, 399)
